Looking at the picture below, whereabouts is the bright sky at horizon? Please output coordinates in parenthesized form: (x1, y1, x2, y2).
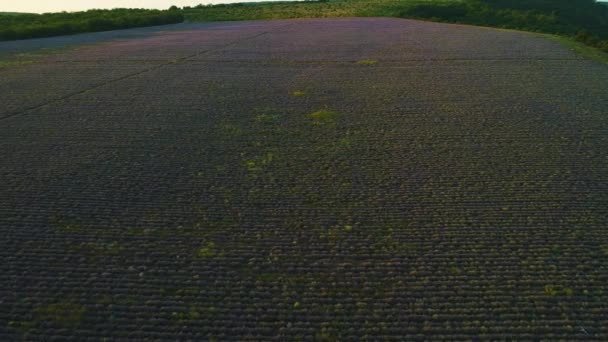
(0, 0, 295, 14)
(1, 0, 607, 14)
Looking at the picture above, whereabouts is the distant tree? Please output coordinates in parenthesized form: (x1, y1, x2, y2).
(0, 9, 184, 41)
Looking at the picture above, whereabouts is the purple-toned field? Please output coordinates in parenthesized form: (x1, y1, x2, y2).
(1, 18, 608, 340)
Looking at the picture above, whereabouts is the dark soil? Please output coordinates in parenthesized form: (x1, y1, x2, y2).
(1, 18, 607, 340)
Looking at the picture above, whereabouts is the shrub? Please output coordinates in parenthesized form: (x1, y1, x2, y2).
(0, 9, 184, 41)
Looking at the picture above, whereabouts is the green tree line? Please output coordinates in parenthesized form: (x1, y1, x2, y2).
(1, 1, 606, 54)
(182, 0, 608, 53)
(0, 8, 184, 41)
(400, 0, 608, 52)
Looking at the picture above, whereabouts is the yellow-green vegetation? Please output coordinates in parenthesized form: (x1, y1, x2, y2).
(0, 9, 183, 41)
(544, 34, 608, 65)
(0, 12, 34, 16)
(338, 137, 352, 148)
(450, 266, 462, 274)
(3, 5, 608, 339)
(319, 224, 358, 243)
(182, 0, 608, 58)
(197, 241, 217, 257)
(0, 60, 34, 69)
(219, 123, 244, 137)
(309, 110, 339, 125)
(183, 0, 412, 22)
(171, 307, 201, 325)
(253, 107, 283, 124)
(71, 241, 124, 256)
(34, 302, 86, 328)
(50, 215, 85, 233)
(255, 113, 281, 125)
(544, 285, 557, 296)
(290, 90, 306, 96)
(356, 59, 378, 65)
(371, 228, 419, 254)
(544, 285, 574, 297)
(3, 0, 606, 68)
(0, 47, 81, 70)
(244, 152, 275, 172)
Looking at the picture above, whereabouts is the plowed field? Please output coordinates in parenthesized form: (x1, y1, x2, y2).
(1, 18, 608, 340)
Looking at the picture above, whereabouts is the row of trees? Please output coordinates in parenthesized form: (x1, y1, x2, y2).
(1, 1, 607, 53)
(0, 9, 184, 41)
(400, 0, 608, 52)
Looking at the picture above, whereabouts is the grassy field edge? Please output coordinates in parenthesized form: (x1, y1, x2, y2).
(542, 34, 608, 65)
(2, 0, 608, 66)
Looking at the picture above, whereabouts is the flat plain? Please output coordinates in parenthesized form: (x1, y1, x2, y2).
(1, 18, 608, 340)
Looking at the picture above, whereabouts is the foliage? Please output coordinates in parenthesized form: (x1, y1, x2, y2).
(356, 59, 378, 65)
(197, 241, 217, 257)
(399, 0, 608, 52)
(181, 0, 429, 22)
(290, 90, 306, 96)
(3, 1, 606, 53)
(183, 0, 608, 54)
(34, 302, 86, 328)
(544, 33, 608, 64)
(0, 8, 183, 41)
(0, 12, 35, 16)
(3, 12, 607, 338)
(309, 110, 339, 125)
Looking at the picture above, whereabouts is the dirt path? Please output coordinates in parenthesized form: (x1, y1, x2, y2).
(1, 18, 607, 339)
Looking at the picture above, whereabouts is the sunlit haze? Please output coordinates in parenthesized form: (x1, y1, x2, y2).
(2, 0, 608, 13)
(0, 0, 295, 13)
